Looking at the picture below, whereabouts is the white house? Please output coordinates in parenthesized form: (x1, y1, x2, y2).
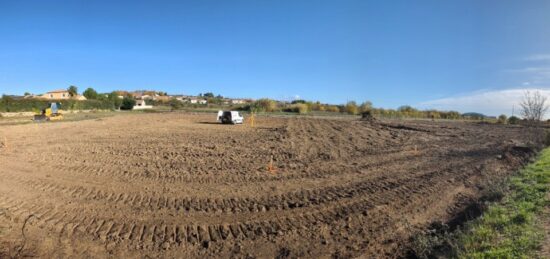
(231, 99, 245, 104)
(133, 99, 153, 110)
(190, 98, 207, 104)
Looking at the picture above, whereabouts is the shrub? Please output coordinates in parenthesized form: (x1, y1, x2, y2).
(508, 116, 520, 125)
(120, 96, 136, 110)
(498, 114, 507, 124)
(345, 101, 359, 115)
(169, 98, 183, 110)
(359, 101, 372, 113)
(444, 111, 461, 120)
(107, 92, 122, 110)
(545, 130, 550, 147)
(291, 99, 306, 104)
(253, 98, 277, 112)
(309, 102, 321, 111)
(295, 103, 309, 114)
(361, 110, 374, 120)
(326, 105, 340, 113)
(427, 110, 441, 120)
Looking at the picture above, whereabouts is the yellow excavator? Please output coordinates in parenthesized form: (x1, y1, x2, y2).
(33, 102, 64, 122)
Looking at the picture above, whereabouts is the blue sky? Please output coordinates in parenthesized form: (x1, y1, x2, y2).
(1, 0, 550, 115)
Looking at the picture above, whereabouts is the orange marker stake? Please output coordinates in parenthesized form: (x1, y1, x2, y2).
(267, 156, 277, 173)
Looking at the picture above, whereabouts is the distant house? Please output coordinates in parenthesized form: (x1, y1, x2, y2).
(133, 100, 153, 110)
(75, 95, 87, 101)
(42, 89, 87, 100)
(231, 99, 246, 105)
(44, 89, 71, 99)
(190, 98, 207, 104)
(153, 95, 170, 102)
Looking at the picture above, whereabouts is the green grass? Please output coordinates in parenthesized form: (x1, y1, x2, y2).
(456, 148, 550, 258)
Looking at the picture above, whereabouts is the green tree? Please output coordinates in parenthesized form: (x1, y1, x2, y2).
(291, 99, 306, 104)
(24, 92, 31, 96)
(203, 92, 214, 98)
(120, 96, 136, 110)
(83, 88, 99, 100)
(67, 85, 78, 97)
(107, 92, 122, 110)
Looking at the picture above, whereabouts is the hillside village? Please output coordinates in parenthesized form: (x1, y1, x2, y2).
(7, 88, 253, 109)
(0, 87, 517, 122)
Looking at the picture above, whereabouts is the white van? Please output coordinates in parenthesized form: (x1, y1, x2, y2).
(217, 110, 244, 124)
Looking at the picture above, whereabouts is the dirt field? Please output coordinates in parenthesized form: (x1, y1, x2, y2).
(0, 113, 540, 258)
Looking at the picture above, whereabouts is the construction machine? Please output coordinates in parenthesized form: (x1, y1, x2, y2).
(34, 102, 64, 122)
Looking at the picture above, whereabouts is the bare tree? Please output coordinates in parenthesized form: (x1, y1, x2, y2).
(520, 90, 548, 122)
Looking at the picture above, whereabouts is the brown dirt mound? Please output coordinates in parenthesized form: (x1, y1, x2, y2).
(0, 113, 541, 258)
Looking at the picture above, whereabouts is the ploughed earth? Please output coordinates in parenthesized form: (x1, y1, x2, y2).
(0, 113, 539, 258)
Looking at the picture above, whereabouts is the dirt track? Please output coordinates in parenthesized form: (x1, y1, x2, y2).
(0, 113, 539, 258)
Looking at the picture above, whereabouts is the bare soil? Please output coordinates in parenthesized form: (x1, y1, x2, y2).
(0, 113, 538, 258)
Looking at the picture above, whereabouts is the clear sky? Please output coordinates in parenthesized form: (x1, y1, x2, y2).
(1, 0, 550, 115)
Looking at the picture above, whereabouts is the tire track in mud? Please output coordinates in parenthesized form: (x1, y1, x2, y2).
(0, 114, 536, 257)
(1, 150, 458, 216)
(0, 156, 486, 251)
(29, 150, 429, 182)
(21, 117, 410, 183)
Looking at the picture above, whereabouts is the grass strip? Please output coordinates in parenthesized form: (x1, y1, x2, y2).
(457, 148, 550, 258)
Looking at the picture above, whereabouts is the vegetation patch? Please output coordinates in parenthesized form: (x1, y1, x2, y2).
(411, 147, 550, 258)
(459, 149, 550, 257)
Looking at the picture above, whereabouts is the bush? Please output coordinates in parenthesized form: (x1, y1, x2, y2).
(120, 96, 136, 110)
(326, 106, 340, 113)
(253, 98, 277, 112)
(169, 98, 183, 111)
(345, 101, 359, 115)
(295, 103, 309, 114)
(498, 114, 507, 124)
(107, 92, 122, 110)
(545, 130, 550, 147)
(359, 101, 372, 113)
(361, 110, 374, 120)
(508, 116, 520, 125)
(283, 103, 309, 114)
